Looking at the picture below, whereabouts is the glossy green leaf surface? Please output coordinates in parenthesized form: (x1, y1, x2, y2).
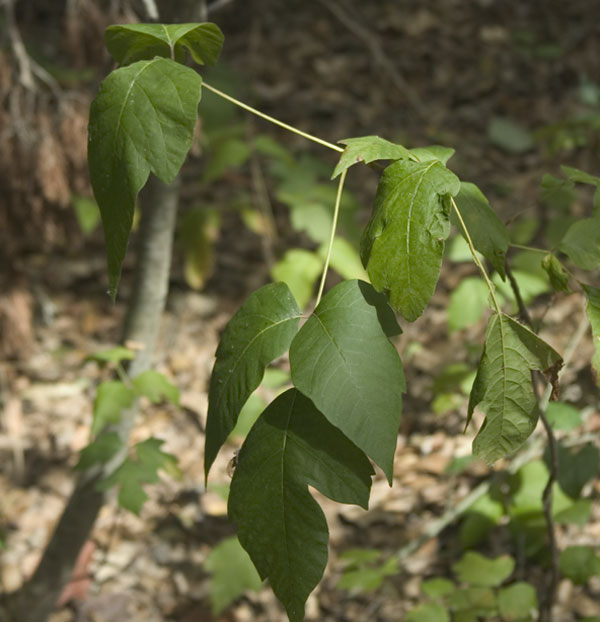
(92, 380, 135, 435)
(290, 280, 404, 482)
(205, 536, 262, 614)
(559, 217, 600, 270)
(468, 314, 562, 463)
(88, 58, 202, 298)
(582, 284, 600, 383)
(105, 22, 224, 66)
(229, 389, 374, 622)
(452, 182, 509, 278)
(99, 438, 179, 514)
(132, 370, 179, 405)
(205, 283, 301, 478)
(361, 159, 460, 321)
(331, 135, 413, 179)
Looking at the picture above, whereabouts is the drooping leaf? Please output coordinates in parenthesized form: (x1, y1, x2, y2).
(331, 135, 413, 179)
(88, 58, 203, 298)
(447, 277, 490, 332)
(229, 389, 374, 622)
(361, 159, 460, 321)
(205, 283, 301, 478)
(132, 370, 179, 405)
(410, 145, 455, 164)
(582, 284, 600, 382)
(99, 437, 179, 514)
(559, 546, 600, 585)
(468, 314, 562, 463)
(92, 380, 135, 435)
(559, 217, 600, 270)
(452, 551, 514, 588)
(105, 22, 224, 67)
(271, 249, 323, 310)
(290, 280, 404, 482)
(541, 253, 570, 292)
(497, 583, 537, 621)
(205, 536, 263, 614)
(452, 182, 509, 278)
(75, 432, 122, 470)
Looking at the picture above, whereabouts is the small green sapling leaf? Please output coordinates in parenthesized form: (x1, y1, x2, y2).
(452, 551, 514, 588)
(88, 57, 203, 298)
(290, 280, 404, 482)
(92, 380, 135, 435)
(452, 182, 509, 278)
(229, 389, 374, 622)
(559, 546, 600, 585)
(361, 159, 460, 321)
(205, 282, 301, 478)
(468, 314, 562, 463)
(86, 346, 135, 365)
(132, 370, 179, 405)
(331, 135, 413, 179)
(558, 217, 600, 270)
(105, 22, 224, 67)
(75, 432, 122, 470)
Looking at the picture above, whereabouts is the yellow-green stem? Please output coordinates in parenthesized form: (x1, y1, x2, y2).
(450, 196, 502, 316)
(202, 82, 344, 154)
(315, 169, 348, 308)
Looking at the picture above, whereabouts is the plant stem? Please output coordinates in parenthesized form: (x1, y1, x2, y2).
(509, 243, 548, 254)
(315, 169, 347, 307)
(202, 82, 344, 154)
(450, 197, 502, 316)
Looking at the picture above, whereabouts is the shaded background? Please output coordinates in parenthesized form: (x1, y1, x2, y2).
(1, 0, 600, 620)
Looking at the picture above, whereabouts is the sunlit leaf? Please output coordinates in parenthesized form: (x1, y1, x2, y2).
(410, 145, 455, 164)
(205, 283, 301, 478)
(88, 58, 202, 298)
(87, 346, 135, 365)
(361, 159, 460, 321)
(229, 389, 374, 622)
(132, 370, 179, 405)
(270, 249, 322, 310)
(332, 135, 413, 179)
(290, 280, 404, 482)
(92, 381, 135, 435)
(447, 277, 490, 332)
(468, 314, 562, 462)
(75, 432, 122, 470)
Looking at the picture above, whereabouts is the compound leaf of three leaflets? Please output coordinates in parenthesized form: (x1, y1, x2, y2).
(468, 313, 562, 463)
(229, 388, 374, 622)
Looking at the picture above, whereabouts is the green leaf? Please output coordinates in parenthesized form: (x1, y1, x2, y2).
(559, 546, 600, 585)
(92, 381, 135, 435)
(452, 551, 514, 588)
(448, 277, 490, 332)
(361, 159, 460, 321)
(331, 135, 413, 179)
(87, 346, 135, 365)
(290, 280, 404, 482)
(553, 443, 600, 499)
(407, 603, 450, 622)
(205, 536, 263, 614)
(410, 145, 456, 164)
(205, 283, 301, 478)
(72, 196, 101, 234)
(488, 117, 533, 153)
(132, 370, 179, 405)
(545, 401, 582, 431)
(542, 253, 570, 292)
(421, 578, 455, 598)
(560, 165, 600, 187)
(88, 58, 203, 298)
(75, 432, 122, 470)
(539, 174, 575, 211)
(99, 438, 179, 514)
(582, 284, 600, 383)
(318, 237, 368, 281)
(229, 389, 374, 622)
(497, 582, 537, 621)
(452, 182, 509, 278)
(448, 586, 497, 617)
(559, 218, 600, 270)
(468, 314, 562, 463)
(105, 22, 224, 66)
(202, 137, 250, 184)
(271, 249, 323, 310)
(554, 499, 592, 526)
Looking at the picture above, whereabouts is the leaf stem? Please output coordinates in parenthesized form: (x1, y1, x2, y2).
(315, 169, 348, 307)
(202, 82, 344, 153)
(509, 243, 548, 254)
(450, 196, 502, 315)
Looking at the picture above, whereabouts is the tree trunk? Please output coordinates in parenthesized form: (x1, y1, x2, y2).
(5, 175, 180, 622)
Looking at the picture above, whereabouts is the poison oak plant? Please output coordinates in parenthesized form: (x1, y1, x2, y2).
(86, 22, 600, 622)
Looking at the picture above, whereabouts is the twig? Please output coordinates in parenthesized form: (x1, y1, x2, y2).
(315, 0, 425, 118)
(505, 260, 533, 326)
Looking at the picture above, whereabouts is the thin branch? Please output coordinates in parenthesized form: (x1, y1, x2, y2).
(315, 0, 425, 118)
(505, 260, 533, 326)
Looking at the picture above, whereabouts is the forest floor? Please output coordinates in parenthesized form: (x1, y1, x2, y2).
(1, 1, 600, 620)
